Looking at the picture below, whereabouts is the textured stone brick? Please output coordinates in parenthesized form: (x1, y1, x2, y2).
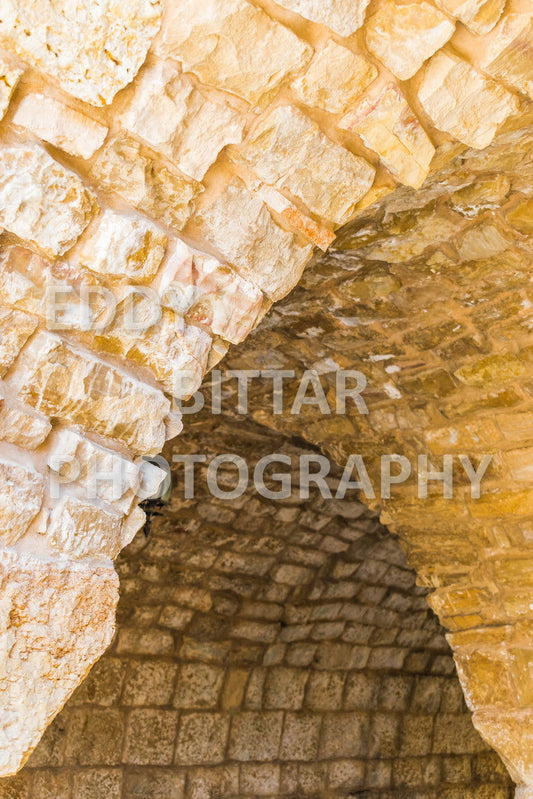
(229, 712, 283, 761)
(434, 0, 505, 34)
(174, 663, 224, 709)
(272, 0, 371, 36)
(175, 713, 229, 765)
(123, 660, 178, 706)
(124, 710, 177, 765)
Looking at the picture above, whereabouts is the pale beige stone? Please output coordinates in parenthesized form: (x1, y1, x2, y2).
(417, 51, 519, 149)
(292, 41, 377, 114)
(255, 183, 335, 250)
(434, 0, 505, 34)
(340, 85, 435, 189)
(0, 550, 118, 775)
(157, 239, 265, 344)
(479, 14, 533, 100)
(233, 105, 375, 225)
(365, 1, 455, 81)
(156, 0, 312, 105)
(0, 306, 37, 376)
(0, 0, 162, 106)
(0, 397, 51, 450)
(13, 94, 108, 159)
(74, 209, 167, 283)
(272, 0, 371, 37)
(46, 495, 124, 559)
(14, 332, 173, 455)
(0, 58, 23, 119)
(0, 460, 44, 546)
(197, 180, 313, 302)
(90, 136, 200, 231)
(120, 61, 245, 181)
(0, 144, 95, 256)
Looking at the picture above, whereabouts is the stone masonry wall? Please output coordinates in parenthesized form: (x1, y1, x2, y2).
(0, 420, 513, 799)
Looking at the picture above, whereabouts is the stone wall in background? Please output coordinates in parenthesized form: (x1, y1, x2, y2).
(0, 418, 514, 799)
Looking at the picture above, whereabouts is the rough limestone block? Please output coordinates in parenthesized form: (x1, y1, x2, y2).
(46, 429, 143, 513)
(254, 183, 336, 250)
(417, 51, 519, 149)
(156, 239, 265, 344)
(479, 14, 533, 101)
(74, 209, 167, 283)
(0, 459, 44, 546)
(155, 0, 312, 105)
(0, 0, 162, 106)
(434, 0, 506, 35)
(96, 292, 212, 397)
(233, 105, 375, 225)
(340, 85, 435, 189)
(46, 495, 124, 559)
(14, 332, 173, 455)
(0, 397, 51, 450)
(365, 1, 455, 81)
(272, 0, 371, 37)
(196, 180, 313, 302)
(0, 549, 118, 775)
(13, 94, 108, 159)
(90, 136, 201, 231)
(0, 58, 23, 119)
(0, 306, 37, 376)
(292, 40, 377, 114)
(120, 61, 245, 181)
(0, 144, 96, 257)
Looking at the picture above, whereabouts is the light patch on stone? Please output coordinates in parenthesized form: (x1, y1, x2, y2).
(196, 180, 313, 302)
(233, 105, 375, 225)
(292, 40, 377, 115)
(74, 209, 167, 283)
(156, 239, 265, 345)
(479, 13, 533, 101)
(0, 58, 23, 119)
(155, 0, 312, 105)
(272, 0, 371, 37)
(14, 332, 172, 455)
(417, 51, 519, 150)
(340, 85, 435, 190)
(0, 460, 44, 546)
(434, 0, 506, 35)
(0, 0, 162, 106)
(0, 144, 96, 257)
(46, 495, 124, 559)
(90, 136, 201, 231)
(365, 1, 455, 81)
(0, 396, 51, 450)
(120, 61, 245, 181)
(13, 94, 108, 159)
(0, 549, 118, 775)
(255, 184, 336, 251)
(0, 306, 37, 376)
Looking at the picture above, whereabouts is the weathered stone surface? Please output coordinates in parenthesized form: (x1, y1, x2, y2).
(120, 61, 245, 181)
(417, 52, 519, 149)
(434, 0, 505, 34)
(0, 144, 95, 257)
(479, 13, 533, 100)
(272, 0, 371, 37)
(0, 0, 162, 106)
(13, 95, 108, 159)
(0, 550, 118, 775)
(156, 0, 312, 105)
(90, 136, 200, 231)
(233, 105, 375, 225)
(0, 397, 51, 450)
(47, 496, 124, 560)
(0, 58, 22, 119)
(14, 332, 173, 455)
(0, 306, 37, 376)
(255, 183, 336, 250)
(292, 40, 377, 115)
(0, 459, 44, 546)
(365, 1, 455, 80)
(340, 85, 435, 189)
(196, 180, 312, 301)
(74, 210, 167, 283)
(156, 240, 265, 344)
